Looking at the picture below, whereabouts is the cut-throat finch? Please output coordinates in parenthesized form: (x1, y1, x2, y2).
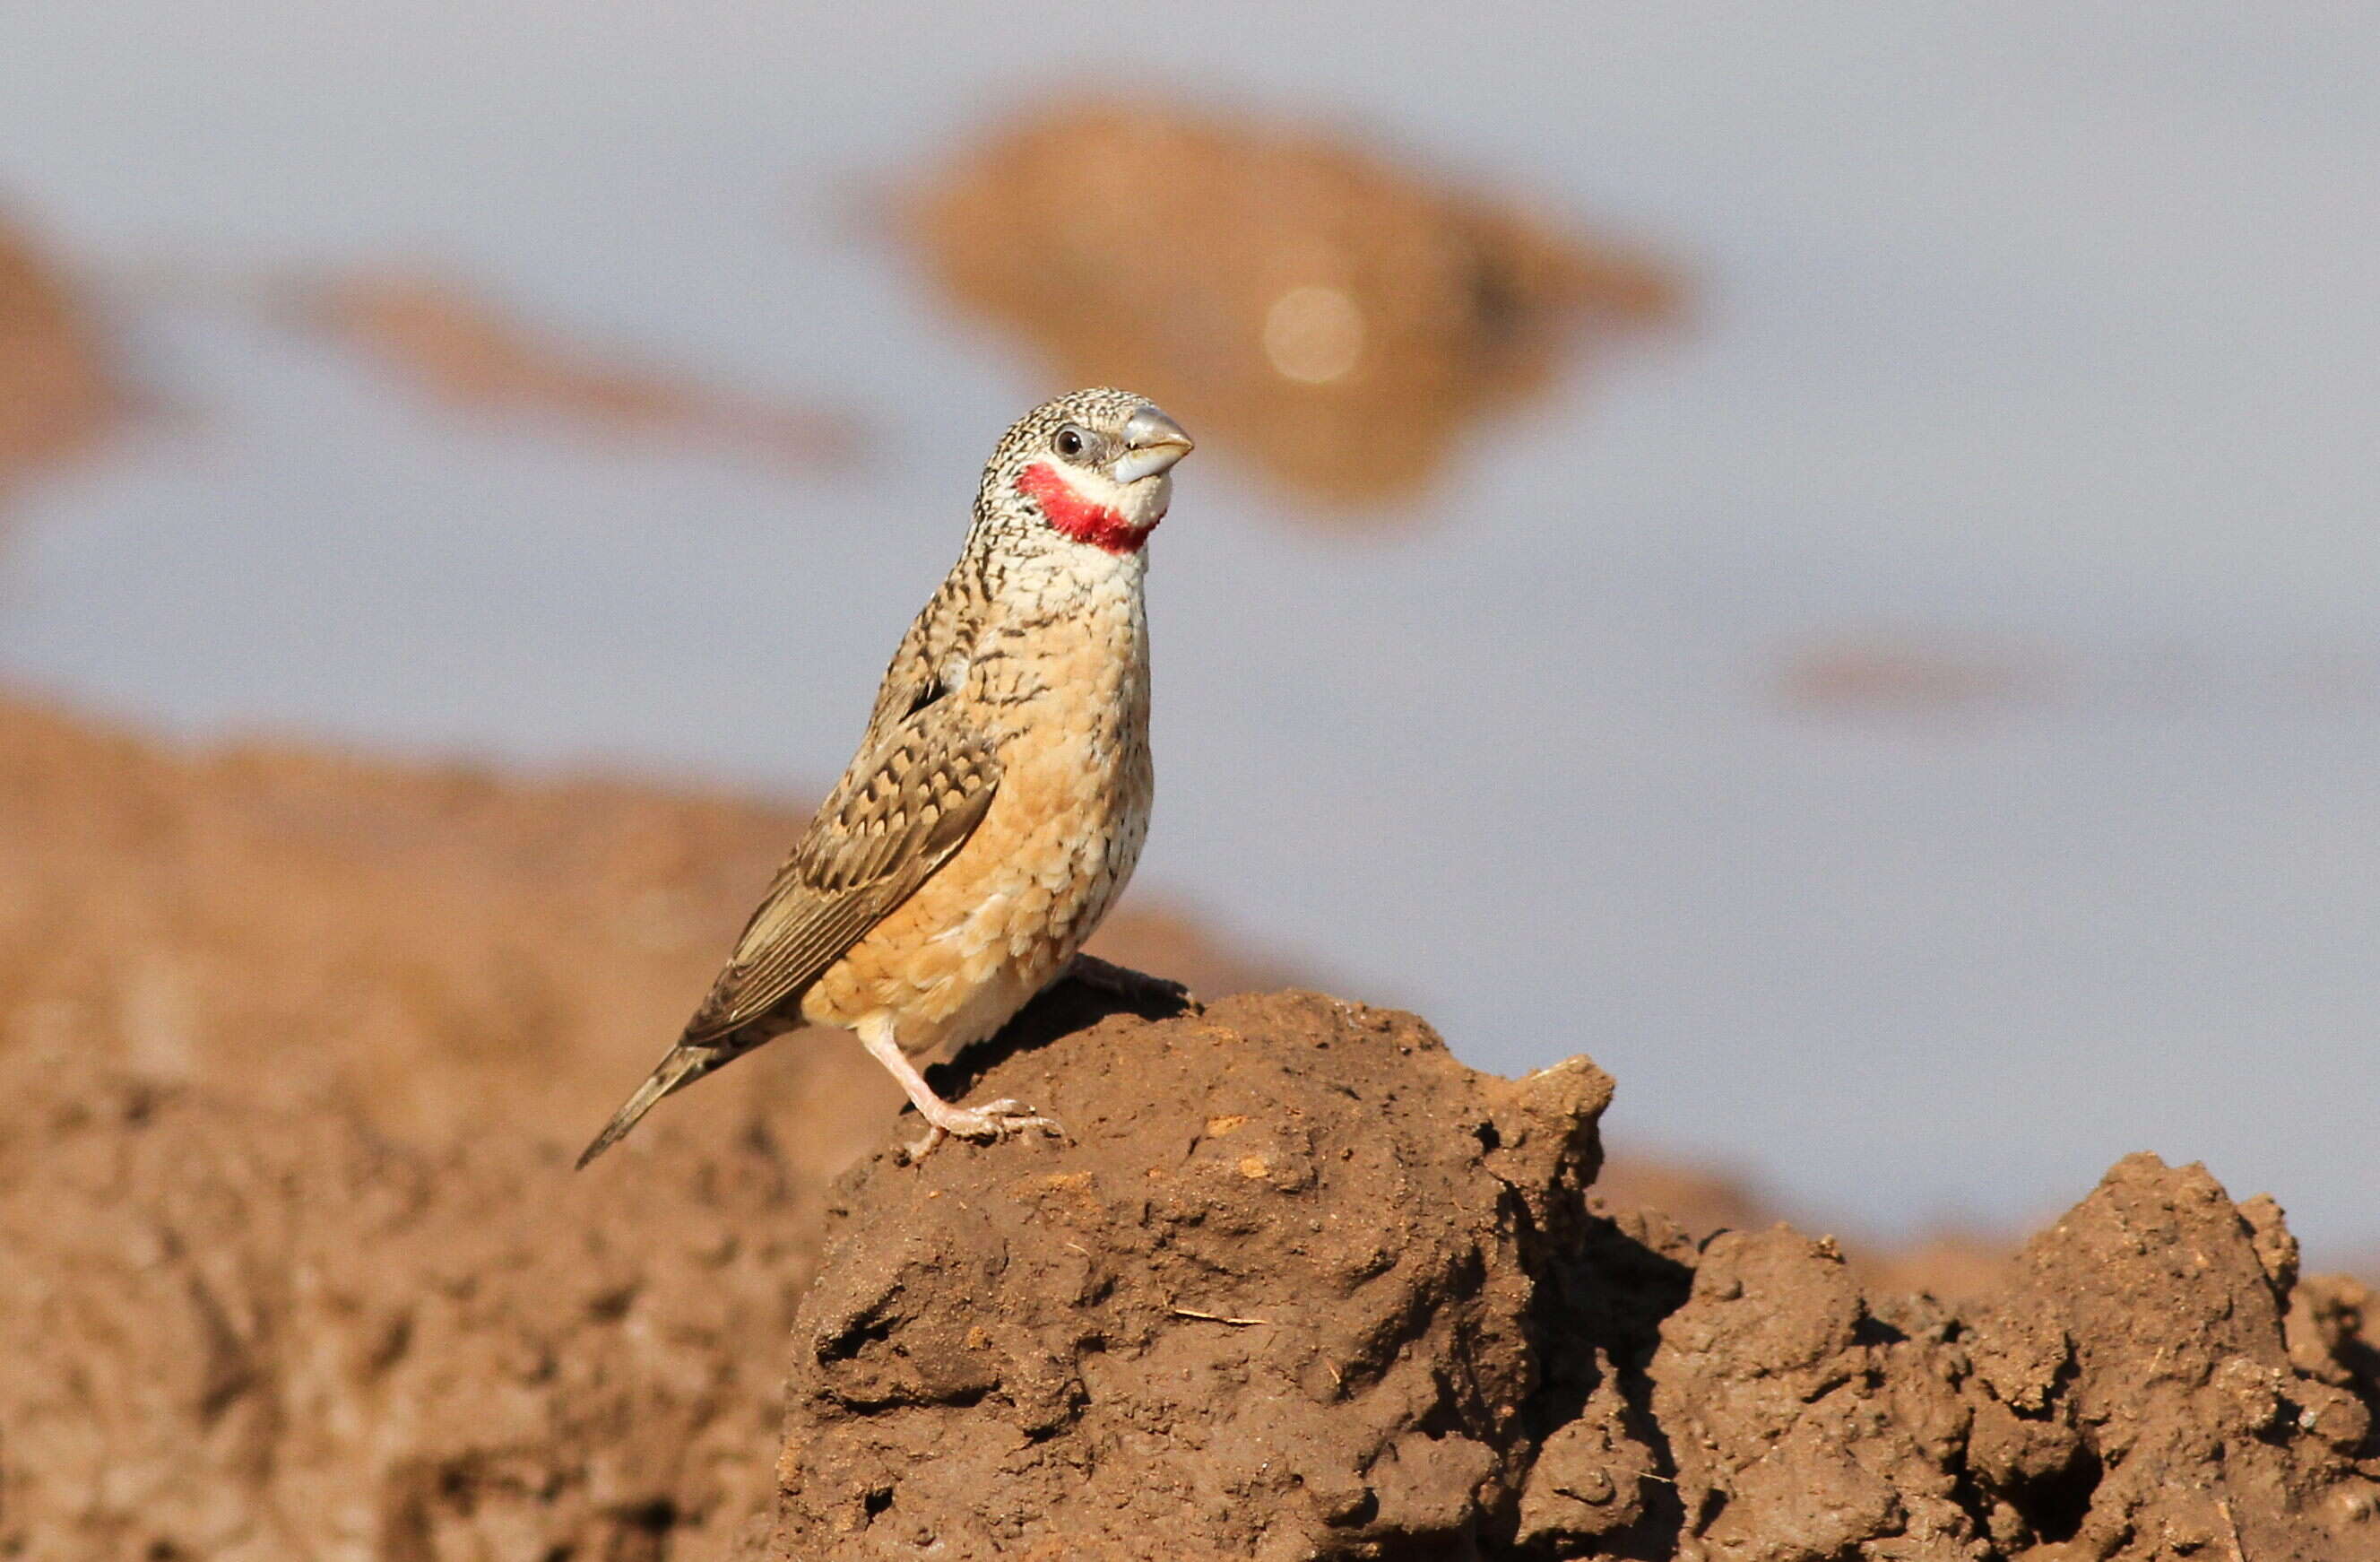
(579, 389, 1194, 1167)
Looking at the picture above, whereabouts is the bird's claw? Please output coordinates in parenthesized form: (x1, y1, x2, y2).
(901, 1098, 1067, 1162)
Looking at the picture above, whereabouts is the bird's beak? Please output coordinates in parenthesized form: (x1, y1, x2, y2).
(1114, 405, 1194, 482)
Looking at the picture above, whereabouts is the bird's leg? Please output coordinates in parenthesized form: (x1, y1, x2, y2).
(854, 1013, 1064, 1161)
(1065, 951, 1196, 1012)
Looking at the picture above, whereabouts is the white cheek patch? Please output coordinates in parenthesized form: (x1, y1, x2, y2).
(1059, 464, 1126, 510)
(1058, 463, 1169, 531)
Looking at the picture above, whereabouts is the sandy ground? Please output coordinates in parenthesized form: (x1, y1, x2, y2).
(2, 693, 2373, 1558)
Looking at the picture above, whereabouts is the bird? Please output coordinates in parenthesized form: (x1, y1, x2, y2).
(578, 387, 1193, 1167)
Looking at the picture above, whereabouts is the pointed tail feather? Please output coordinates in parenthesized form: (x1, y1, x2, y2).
(576, 1044, 722, 1169)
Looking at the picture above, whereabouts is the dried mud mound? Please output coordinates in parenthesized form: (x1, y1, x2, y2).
(0, 1060, 823, 1560)
(767, 988, 1613, 1560)
(0, 692, 1292, 1560)
(1646, 1175, 2379, 1562)
(761, 991, 2380, 1560)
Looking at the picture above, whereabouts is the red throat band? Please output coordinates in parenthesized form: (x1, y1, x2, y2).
(1017, 462, 1156, 554)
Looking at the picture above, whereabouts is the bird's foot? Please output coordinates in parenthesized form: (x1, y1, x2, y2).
(1066, 952, 1197, 1013)
(900, 1097, 1066, 1162)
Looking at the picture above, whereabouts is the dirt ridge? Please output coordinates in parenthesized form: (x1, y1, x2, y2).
(758, 988, 2380, 1560)
(2, 694, 2375, 1558)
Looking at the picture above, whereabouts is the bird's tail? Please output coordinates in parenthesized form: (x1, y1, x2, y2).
(575, 1043, 723, 1169)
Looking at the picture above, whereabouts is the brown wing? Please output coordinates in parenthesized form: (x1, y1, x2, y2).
(680, 695, 998, 1042)
(861, 560, 986, 735)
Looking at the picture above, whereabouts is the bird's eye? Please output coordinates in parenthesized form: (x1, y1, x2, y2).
(1053, 426, 1087, 459)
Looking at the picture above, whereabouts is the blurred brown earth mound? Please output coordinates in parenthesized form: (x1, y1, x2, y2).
(1772, 633, 2045, 720)
(288, 270, 861, 471)
(1593, 1153, 2021, 1306)
(0, 690, 1282, 1153)
(0, 212, 113, 490)
(758, 992, 2380, 1560)
(2, 693, 2373, 1558)
(910, 101, 1680, 509)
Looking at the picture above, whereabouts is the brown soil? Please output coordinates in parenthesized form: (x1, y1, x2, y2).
(756, 991, 2380, 1560)
(0, 689, 1283, 1558)
(2, 692, 2374, 1559)
(1590, 1154, 2027, 1307)
(0, 212, 113, 489)
(907, 101, 1681, 509)
(0, 690, 1285, 1158)
(0, 1059, 818, 1561)
(283, 269, 861, 472)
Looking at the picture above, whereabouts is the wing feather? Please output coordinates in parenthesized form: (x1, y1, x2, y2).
(680, 703, 997, 1041)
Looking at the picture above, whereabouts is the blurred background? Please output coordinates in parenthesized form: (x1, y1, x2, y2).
(1, 3, 2374, 1261)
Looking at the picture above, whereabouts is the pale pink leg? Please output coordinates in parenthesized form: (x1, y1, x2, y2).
(853, 1012, 1063, 1160)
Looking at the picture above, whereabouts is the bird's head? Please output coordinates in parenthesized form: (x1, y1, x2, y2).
(978, 388, 1194, 558)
